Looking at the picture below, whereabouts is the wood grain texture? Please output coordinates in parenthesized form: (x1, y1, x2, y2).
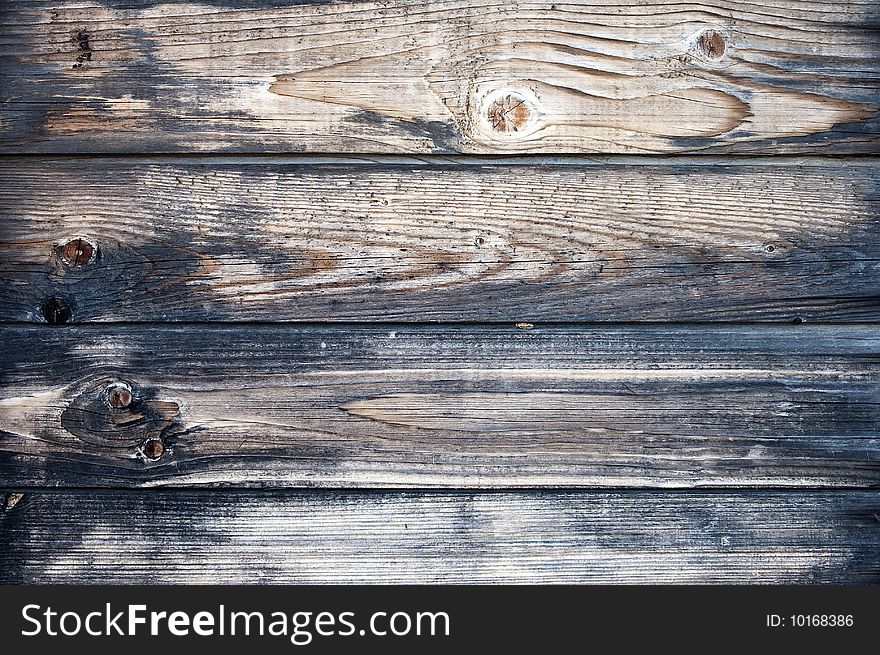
(3, 158, 879, 323)
(2, 324, 878, 488)
(1, 1, 878, 154)
(1, 490, 878, 583)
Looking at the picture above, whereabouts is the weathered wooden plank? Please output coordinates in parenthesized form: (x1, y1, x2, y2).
(1, 490, 877, 583)
(1, 1, 877, 154)
(2, 158, 879, 323)
(1, 324, 878, 488)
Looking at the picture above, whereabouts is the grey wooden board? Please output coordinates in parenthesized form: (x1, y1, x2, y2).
(1, 1, 878, 154)
(1, 490, 878, 583)
(2, 158, 880, 323)
(2, 324, 878, 488)
(1, 0, 878, 590)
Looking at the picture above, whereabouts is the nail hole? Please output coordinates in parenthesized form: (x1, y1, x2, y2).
(764, 244, 776, 253)
(475, 236, 486, 246)
(106, 382, 133, 409)
(41, 297, 72, 325)
(698, 29, 726, 60)
(60, 238, 95, 266)
(142, 438, 165, 461)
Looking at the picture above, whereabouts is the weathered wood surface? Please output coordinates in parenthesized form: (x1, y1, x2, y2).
(1, 1, 878, 154)
(1, 490, 878, 583)
(3, 158, 879, 323)
(2, 324, 878, 488)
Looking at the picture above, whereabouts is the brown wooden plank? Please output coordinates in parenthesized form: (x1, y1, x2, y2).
(1, 324, 878, 488)
(1, 1, 877, 154)
(2, 490, 878, 583)
(2, 158, 879, 323)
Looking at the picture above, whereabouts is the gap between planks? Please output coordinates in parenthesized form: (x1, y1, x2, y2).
(0, 154, 879, 165)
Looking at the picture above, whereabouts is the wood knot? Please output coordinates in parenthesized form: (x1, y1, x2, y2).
(106, 382, 133, 409)
(61, 379, 181, 451)
(142, 438, 165, 461)
(59, 238, 96, 266)
(41, 296, 73, 325)
(697, 30, 726, 60)
(487, 93, 531, 133)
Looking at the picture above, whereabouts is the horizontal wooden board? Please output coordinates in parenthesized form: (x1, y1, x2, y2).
(2, 158, 879, 323)
(1, 1, 878, 154)
(2, 324, 878, 488)
(1, 490, 878, 583)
